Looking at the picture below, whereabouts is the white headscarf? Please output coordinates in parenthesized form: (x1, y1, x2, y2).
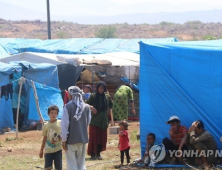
(68, 86, 86, 121)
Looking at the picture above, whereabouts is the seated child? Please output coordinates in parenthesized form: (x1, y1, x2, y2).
(137, 133, 157, 165)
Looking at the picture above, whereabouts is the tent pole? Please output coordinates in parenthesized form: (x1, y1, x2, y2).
(92, 71, 95, 93)
(31, 80, 45, 124)
(16, 77, 24, 139)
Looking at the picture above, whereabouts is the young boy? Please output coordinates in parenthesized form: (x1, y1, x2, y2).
(137, 133, 157, 165)
(163, 116, 187, 164)
(39, 105, 62, 170)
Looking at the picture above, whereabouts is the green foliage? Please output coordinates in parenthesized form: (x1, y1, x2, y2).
(130, 130, 138, 142)
(5, 137, 23, 141)
(57, 31, 67, 39)
(203, 35, 217, 40)
(185, 20, 202, 25)
(95, 25, 116, 38)
(159, 21, 175, 26)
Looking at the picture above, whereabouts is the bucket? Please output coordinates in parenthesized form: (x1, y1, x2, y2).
(36, 122, 43, 130)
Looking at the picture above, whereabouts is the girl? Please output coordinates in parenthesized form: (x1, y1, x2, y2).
(118, 120, 130, 166)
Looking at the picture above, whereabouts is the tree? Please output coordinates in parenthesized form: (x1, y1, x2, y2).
(95, 25, 116, 38)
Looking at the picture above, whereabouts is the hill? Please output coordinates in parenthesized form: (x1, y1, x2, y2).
(0, 19, 222, 41)
(1, 2, 222, 24)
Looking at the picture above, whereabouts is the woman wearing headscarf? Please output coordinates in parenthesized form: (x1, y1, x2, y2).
(113, 83, 136, 120)
(86, 81, 113, 160)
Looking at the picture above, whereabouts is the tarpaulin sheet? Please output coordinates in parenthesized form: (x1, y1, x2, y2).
(10, 61, 59, 88)
(28, 82, 63, 121)
(0, 38, 178, 57)
(26, 38, 103, 54)
(0, 98, 14, 130)
(112, 38, 178, 54)
(139, 40, 222, 157)
(0, 63, 21, 129)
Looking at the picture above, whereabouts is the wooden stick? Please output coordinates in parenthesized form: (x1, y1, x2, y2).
(16, 77, 24, 139)
(110, 109, 114, 126)
(31, 80, 45, 124)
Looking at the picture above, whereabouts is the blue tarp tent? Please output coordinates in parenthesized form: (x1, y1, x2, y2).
(28, 82, 63, 121)
(0, 38, 178, 57)
(14, 61, 60, 88)
(11, 61, 63, 123)
(0, 62, 63, 130)
(139, 40, 222, 157)
(0, 62, 21, 130)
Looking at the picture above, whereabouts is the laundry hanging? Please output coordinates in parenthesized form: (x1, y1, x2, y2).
(0, 83, 13, 101)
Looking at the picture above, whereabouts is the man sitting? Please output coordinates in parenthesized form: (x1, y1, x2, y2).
(188, 120, 217, 168)
(163, 116, 188, 164)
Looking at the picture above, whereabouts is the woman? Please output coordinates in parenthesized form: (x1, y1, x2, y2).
(113, 84, 136, 121)
(86, 81, 113, 159)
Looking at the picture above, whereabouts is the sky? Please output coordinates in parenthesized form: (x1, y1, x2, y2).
(1, 0, 222, 17)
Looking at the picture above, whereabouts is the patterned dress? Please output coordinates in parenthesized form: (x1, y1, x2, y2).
(113, 85, 134, 120)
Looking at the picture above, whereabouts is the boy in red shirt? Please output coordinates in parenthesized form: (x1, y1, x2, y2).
(118, 120, 130, 167)
(163, 116, 188, 164)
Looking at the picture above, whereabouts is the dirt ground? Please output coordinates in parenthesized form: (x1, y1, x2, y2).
(0, 121, 144, 170)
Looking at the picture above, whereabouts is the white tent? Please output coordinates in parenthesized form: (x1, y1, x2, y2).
(0, 52, 139, 85)
(0, 51, 139, 66)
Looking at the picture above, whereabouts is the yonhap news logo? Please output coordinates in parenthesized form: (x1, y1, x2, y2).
(149, 144, 166, 163)
(169, 149, 222, 158)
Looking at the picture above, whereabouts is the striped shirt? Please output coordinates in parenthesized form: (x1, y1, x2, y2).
(170, 125, 187, 146)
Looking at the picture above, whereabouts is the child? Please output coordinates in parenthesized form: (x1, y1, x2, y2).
(137, 133, 157, 165)
(39, 105, 62, 170)
(118, 120, 130, 166)
(83, 84, 92, 101)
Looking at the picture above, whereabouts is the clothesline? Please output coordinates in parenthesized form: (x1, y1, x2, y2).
(6, 77, 83, 93)
(10, 77, 51, 88)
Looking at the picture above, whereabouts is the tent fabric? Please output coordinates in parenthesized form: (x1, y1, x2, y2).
(0, 62, 21, 86)
(0, 52, 66, 65)
(136, 162, 189, 168)
(0, 45, 13, 59)
(25, 38, 103, 54)
(139, 40, 222, 157)
(9, 61, 59, 88)
(0, 62, 22, 130)
(0, 62, 62, 130)
(0, 98, 14, 130)
(57, 64, 84, 91)
(28, 82, 63, 121)
(0, 38, 177, 58)
(111, 38, 178, 54)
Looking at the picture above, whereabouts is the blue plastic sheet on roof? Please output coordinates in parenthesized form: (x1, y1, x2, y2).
(112, 38, 178, 54)
(0, 38, 178, 56)
(28, 82, 63, 121)
(0, 62, 21, 86)
(9, 61, 59, 88)
(139, 40, 222, 158)
(81, 39, 128, 54)
(0, 44, 18, 59)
